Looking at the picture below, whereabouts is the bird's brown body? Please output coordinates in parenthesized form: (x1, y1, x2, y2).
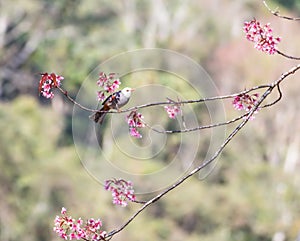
(91, 87, 134, 124)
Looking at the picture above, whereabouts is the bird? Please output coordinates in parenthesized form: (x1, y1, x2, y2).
(91, 87, 134, 124)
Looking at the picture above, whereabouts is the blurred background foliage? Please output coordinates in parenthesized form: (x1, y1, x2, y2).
(0, 0, 300, 241)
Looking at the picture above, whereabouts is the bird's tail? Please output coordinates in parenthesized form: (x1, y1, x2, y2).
(90, 106, 109, 125)
(90, 112, 107, 124)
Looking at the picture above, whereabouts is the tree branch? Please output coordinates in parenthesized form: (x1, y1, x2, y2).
(261, 83, 282, 108)
(57, 82, 270, 114)
(107, 87, 272, 238)
(263, 1, 300, 21)
(102, 63, 300, 239)
(277, 50, 300, 61)
(56, 86, 96, 112)
(142, 113, 247, 134)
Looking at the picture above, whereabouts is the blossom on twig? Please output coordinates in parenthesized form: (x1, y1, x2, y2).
(53, 207, 106, 240)
(126, 111, 145, 138)
(96, 72, 121, 101)
(104, 179, 136, 207)
(96, 90, 106, 102)
(164, 104, 181, 119)
(232, 93, 259, 120)
(39, 72, 64, 99)
(244, 19, 281, 54)
(129, 127, 142, 138)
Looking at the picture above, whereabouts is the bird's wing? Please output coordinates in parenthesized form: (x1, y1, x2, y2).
(101, 90, 121, 106)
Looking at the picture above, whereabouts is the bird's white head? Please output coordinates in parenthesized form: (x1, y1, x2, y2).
(121, 87, 134, 98)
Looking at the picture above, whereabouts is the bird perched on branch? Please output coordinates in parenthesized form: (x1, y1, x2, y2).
(91, 87, 134, 124)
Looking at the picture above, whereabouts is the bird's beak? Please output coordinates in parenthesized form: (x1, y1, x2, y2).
(131, 88, 135, 92)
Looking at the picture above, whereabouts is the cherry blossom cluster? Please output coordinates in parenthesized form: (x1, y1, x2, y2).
(244, 19, 281, 54)
(39, 72, 64, 99)
(96, 72, 121, 101)
(104, 179, 136, 207)
(232, 93, 259, 119)
(164, 104, 181, 119)
(53, 207, 106, 241)
(126, 111, 145, 138)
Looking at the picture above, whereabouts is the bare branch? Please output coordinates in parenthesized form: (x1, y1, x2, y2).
(263, 1, 300, 21)
(132, 200, 147, 204)
(272, 64, 300, 86)
(142, 113, 247, 134)
(56, 86, 96, 112)
(277, 50, 300, 61)
(261, 83, 282, 108)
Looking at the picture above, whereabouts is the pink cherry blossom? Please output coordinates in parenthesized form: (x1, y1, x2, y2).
(61, 207, 67, 215)
(164, 104, 181, 119)
(104, 79, 121, 94)
(232, 93, 259, 120)
(244, 19, 281, 54)
(96, 72, 108, 87)
(126, 111, 145, 128)
(39, 72, 64, 99)
(97, 72, 121, 96)
(126, 111, 145, 138)
(129, 127, 142, 138)
(97, 90, 106, 102)
(104, 179, 136, 207)
(53, 207, 106, 241)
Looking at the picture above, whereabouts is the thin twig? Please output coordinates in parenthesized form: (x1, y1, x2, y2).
(277, 50, 300, 61)
(261, 83, 282, 108)
(166, 97, 187, 129)
(263, 1, 300, 21)
(263, 1, 300, 61)
(273, 64, 300, 86)
(142, 113, 247, 134)
(56, 86, 96, 112)
(133, 200, 147, 204)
